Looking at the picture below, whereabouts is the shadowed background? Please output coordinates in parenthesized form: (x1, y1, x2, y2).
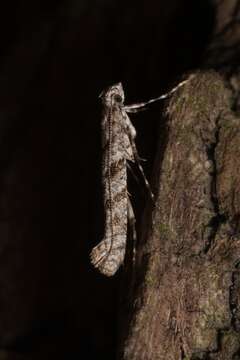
(0, 1, 214, 358)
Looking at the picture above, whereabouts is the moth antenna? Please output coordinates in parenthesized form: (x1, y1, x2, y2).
(124, 74, 194, 113)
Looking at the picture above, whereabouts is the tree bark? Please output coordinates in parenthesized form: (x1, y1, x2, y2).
(121, 1, 240, 359)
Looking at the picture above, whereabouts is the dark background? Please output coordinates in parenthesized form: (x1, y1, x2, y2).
(0, 1, 214, 359)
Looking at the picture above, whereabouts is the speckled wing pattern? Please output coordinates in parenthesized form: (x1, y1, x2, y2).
(90, 76, 194, 276)
(90, 83, 139, 276)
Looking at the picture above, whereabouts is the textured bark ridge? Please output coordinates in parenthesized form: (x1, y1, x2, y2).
(122, 72, 240, 359)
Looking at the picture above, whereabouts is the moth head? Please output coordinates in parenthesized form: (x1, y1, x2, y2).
(99, 82, 124, 107)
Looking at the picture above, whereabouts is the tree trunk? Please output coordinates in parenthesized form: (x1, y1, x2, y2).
(121, 1, 240, 359)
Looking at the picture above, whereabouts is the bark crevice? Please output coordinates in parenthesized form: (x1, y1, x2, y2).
(202, 117, 227, 254)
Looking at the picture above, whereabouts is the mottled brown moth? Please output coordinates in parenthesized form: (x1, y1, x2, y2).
(90, 76, 193, 276)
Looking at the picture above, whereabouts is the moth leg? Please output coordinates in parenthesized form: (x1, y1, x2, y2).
(131, 141, 154, 201)
(124, 114, 154, 201)
(127, 162, 139, 184)
(127, 197, 136, 265)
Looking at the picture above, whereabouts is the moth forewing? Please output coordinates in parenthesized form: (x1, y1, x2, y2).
(90, 83, 130, 276)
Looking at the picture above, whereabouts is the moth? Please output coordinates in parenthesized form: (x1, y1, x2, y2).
(90, 76, 193, 276)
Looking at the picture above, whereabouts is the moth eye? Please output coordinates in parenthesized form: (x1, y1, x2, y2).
(113, 94, 123, 103)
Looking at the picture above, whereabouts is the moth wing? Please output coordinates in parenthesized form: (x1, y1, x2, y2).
(90, 234, 126, 277)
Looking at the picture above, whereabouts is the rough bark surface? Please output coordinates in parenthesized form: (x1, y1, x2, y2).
(122, 71, 240, 359)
